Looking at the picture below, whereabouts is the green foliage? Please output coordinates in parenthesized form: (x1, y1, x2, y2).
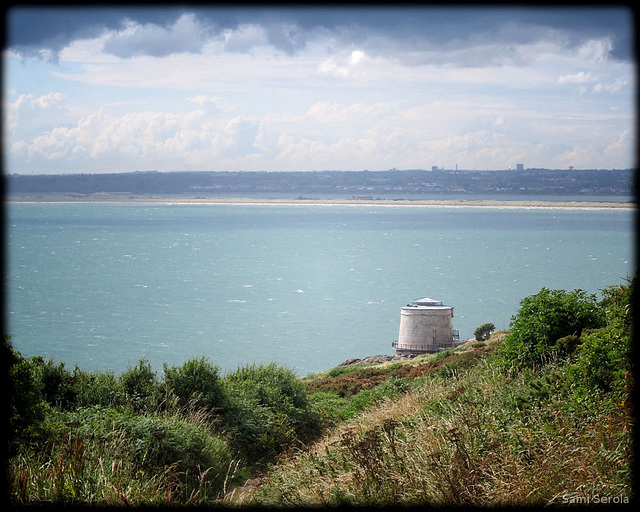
(434, 350, 483, 379)
(568, 278, 634, 401)
(341, 376, 410, 418)
(6, 339, 45, 447)
(119, 357, 159, 412)
(31, 357, 126, 412)
(221, 363, 319, 462)
(11, 406, 238, 504)
(325, 365, 353, 378)
(74, 370, 124, 409)
(474, 323, 495, 341)
(499, 287, 606, 369)
(31, 357, 78, 410)
(162, 357, 224, 412)
(7, 277, 634, 506)
(434, 349, 455, 360)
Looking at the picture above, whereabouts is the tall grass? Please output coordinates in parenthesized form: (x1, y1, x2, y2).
(228, 348, 632, 507)
(8, 404, 240, 505)
(7, 278, 634, 506)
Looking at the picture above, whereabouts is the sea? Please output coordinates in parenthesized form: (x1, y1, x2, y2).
(4, 199, 635, 377)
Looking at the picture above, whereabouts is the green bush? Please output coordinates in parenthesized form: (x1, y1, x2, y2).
(120, 358, 159, 412)
(308, 391, 349, 426)
(31, 357, 78, 410)
(6, 340, 45, 448)
(163, 357, 224, 413)
(499, 287, 606, 370)
(74, 370, 124, 409)
(221, 363, 320, 462)
(568, 278, 634, 401)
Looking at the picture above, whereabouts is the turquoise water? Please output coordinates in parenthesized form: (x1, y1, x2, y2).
(5, 203, 635, 376)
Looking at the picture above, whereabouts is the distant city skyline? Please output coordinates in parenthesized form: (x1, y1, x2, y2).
(3, 6, 635, 174)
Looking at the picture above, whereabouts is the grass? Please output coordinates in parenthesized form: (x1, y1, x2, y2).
(224, 334, 633, 507)
(7, 326, 634, 506)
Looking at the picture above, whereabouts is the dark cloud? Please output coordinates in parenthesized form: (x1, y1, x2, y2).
(5, 6, 633, 62)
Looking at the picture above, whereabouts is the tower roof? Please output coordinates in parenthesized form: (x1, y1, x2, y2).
(412, 297, 442, 306)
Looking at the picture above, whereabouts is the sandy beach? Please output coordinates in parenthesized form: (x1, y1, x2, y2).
(6, 193, 636, 210)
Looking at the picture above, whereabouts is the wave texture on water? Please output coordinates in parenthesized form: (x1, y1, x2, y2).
(5, 203, 635, 376)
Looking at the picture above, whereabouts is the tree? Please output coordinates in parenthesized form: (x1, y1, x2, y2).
(499, 287, 606, 369)
(474, 323, 495, 341)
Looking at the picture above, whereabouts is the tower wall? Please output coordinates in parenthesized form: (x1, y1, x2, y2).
(396, 305, 454, 353)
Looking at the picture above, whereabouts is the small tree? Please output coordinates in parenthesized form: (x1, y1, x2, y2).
(474, 323, 495, 341)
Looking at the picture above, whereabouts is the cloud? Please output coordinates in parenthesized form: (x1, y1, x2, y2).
(7, 7, 633, 64)
(558, 71, 596, 84)
(6, 7, 189, 60)
(102, 12, 212, 58)
(4, 7, 634, 173)
(577, 37, 614, 62)
(318, 49, 371, 78)
(186, 95, 236, 114)
(593, 78, 628, 94)
(5, 92, 78, 140)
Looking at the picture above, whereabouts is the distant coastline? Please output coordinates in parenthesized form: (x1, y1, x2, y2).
(6, 194, 636, 210)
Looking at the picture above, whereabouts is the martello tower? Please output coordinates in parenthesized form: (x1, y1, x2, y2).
(392, 297, 459, 355)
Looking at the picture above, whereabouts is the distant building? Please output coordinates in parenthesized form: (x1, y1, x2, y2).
(516, 163, 524, 171)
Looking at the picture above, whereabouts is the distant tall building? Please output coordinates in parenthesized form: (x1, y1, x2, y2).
(516, 163, 524, 171)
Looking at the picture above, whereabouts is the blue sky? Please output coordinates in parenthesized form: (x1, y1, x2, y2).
(3, 6, 635, 173)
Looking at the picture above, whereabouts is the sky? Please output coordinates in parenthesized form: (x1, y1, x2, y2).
(3, 5, 636, 174)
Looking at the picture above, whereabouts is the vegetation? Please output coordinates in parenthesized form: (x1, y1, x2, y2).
(474, 322, 495, 341)
(5, 277, 634, 506)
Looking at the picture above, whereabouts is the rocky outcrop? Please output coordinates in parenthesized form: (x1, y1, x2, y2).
(338, 354, 419, 366)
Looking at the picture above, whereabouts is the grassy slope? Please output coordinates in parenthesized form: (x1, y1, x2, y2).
(224, 333, 633, 507)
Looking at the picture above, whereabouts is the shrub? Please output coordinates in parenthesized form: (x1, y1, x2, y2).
(308, 391, 349, 426)
(119, 358, 159, 412)
(341, 377, 410, 418)
(74, 370, 124, 409)
(221, 363, 320, 462)
(569, 278, 634, 401)
(163, 357, 224, 413)
(499, 288, 605, 370)
(31, 357, 78, 410)
(6, 340, 45, 448)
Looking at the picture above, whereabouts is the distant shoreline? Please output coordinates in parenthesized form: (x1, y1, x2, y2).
(6, 194, 636, 210)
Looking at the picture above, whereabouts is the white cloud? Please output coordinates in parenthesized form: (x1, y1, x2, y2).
(558, 71, 596, 84)
(577, 37, 613, 62)
(4, 9, 635, 172)
(603, 130, 633, 163)
(593, 78, 628, 94)
(318, 49, 370, 78)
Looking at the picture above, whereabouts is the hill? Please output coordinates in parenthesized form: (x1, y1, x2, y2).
(5, 168, 635, 198)
(5, 278, 634, 506)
